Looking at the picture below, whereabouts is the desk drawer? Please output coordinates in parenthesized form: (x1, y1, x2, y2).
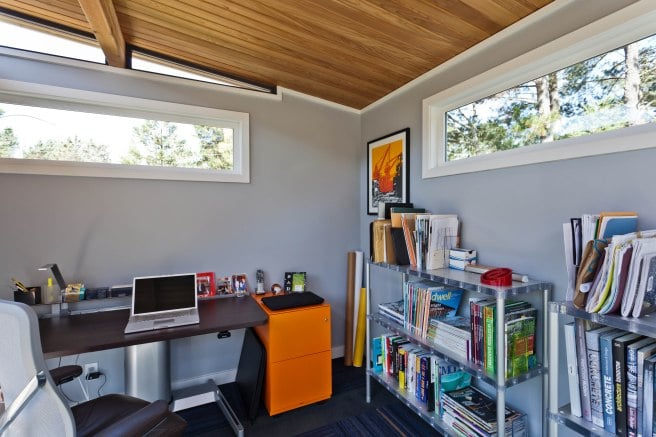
(264, 350, 332, 415)
(267, 305, 330, 362)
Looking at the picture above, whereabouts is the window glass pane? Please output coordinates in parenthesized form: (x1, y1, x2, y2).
(445, 34, 656, 162)
(0, 103, 234, 170)
(0, 17, 104, 63)
(131, 52, 271, 93)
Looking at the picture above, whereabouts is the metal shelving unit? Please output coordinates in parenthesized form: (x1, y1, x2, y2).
(548, 301, 656, 436)
(365, 261, 552, 436)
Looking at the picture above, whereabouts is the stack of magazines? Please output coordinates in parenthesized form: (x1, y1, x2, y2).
(427, 316, 471, 361)
(441, 386, 527, 437)
(378, 299, 404, 325)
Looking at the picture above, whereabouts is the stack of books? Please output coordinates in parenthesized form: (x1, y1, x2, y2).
(441, 386, 527, 436)
(427, 316, 471, 361)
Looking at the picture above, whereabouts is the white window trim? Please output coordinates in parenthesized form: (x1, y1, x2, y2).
(0, 79, 250, 183)
(422, 2, 656, 179)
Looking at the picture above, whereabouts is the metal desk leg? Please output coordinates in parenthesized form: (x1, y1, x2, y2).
(125, 340, 171, 402)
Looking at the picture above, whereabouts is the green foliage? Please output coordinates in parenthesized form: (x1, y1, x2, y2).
(0, 108, 19, 157)
(123, 120, 192, 167)
(446, 36, 656, 161)
(22, 136, 110, 162)
(194, 125, 233, 170)
(0, 127, 18, 157)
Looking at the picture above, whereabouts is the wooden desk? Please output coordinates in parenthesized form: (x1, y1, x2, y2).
(39, 297, 267, 437)
(39, 297, 268, 359)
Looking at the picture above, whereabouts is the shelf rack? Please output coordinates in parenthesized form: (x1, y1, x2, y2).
(548, 300, 656, 436)
(365, 261, 552, 436)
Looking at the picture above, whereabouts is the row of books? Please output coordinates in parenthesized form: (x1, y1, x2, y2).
(565, 212, 656, 318)
(565, 320, 656, 435)
(379, 292, 538, 379)
(469, 299, 537, 378)
(371, 333, 527, 436)
(403, 280, 463, 338)
(371, 205, 459, 270)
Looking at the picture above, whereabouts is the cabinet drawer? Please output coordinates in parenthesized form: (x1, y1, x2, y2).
(265, 350, 332, 415)
(267, 305, 330, 362)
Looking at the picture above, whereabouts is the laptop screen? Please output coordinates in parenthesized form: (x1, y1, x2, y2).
(132, 273, 197, 315)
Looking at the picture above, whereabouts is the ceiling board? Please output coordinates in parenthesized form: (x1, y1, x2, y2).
(1, 0, 553, 109)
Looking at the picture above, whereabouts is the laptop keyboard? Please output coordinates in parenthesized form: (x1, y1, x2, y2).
(133, 309, 197, 322)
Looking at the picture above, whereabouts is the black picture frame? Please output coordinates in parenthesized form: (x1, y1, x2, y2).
(367, 128, 409, 215)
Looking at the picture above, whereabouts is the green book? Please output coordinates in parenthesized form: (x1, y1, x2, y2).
(483, 301, 531, 375)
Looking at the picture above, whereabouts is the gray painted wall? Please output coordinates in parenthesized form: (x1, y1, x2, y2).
(0, 55, 361, 395)
(361, 1, 646, 435)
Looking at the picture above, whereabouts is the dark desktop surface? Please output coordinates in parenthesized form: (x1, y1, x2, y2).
(39, 297, 267, 359)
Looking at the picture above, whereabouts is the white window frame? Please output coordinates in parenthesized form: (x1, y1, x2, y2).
(422, 2, 656, 179)
(0, 80, 250, 183)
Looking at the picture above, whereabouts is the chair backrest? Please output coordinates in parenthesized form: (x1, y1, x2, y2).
(0, 300, 74, 436)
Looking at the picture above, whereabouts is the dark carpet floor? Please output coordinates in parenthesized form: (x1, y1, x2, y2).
(176, 358, 442, 436)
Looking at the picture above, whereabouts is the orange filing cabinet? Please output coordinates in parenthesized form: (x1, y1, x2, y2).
(252, 293, 332, 415)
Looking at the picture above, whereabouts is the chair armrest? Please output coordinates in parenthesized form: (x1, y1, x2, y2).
(49, 365, 83, 385)
(94, 400, 169, 437)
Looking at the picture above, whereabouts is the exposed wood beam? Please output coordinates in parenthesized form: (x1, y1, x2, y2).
(77, 0, 125, 67)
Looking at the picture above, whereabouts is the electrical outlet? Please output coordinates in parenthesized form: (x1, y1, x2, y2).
(84, 362, 98, 377)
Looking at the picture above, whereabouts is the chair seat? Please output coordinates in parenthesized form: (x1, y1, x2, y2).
(73, 394, 186, 437)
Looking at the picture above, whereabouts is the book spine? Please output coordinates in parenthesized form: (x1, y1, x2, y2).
(484, 305, 495, 374)
(601, 333, 618, 431)
(575, 318, 593, 422)
(372, 336, 383, 373)
(469, 300, 478, 366)
(564, 323, 582, 418)
(398, 348, 407, 390)
(636, 350, 653, 437)
(643, 359, 655, 437)
(407, 349, 416, 394)
(587, 330, 605, 427)
(428, 356, 437, 412)
(614, 338, 631, 436)
(419, 355, 430, 403)
(627, 346, 640, 437)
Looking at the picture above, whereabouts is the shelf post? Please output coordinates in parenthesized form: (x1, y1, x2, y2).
(365, 261, 371, 403)
(496, 291, 505, 437)
(543, 286, 550, 436)
(548, 303, 559, 437)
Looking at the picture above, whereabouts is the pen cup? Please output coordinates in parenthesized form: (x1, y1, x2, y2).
(13, 287, 41, 305)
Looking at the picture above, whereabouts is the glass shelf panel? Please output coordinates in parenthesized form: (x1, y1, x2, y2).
(369, 261, 551, 297)
(370, 313, 546, 388)
(549, 404, 616, 437)
(367, 369, 457, 436)
(549, 301, 656, 338)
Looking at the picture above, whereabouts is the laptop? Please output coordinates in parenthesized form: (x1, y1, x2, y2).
(124, 273, 200, 334)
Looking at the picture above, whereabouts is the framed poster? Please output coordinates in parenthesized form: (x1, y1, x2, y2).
(367, 128, 409, 215)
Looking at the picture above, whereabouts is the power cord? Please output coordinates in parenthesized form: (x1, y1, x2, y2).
(96, 373, 107, 397)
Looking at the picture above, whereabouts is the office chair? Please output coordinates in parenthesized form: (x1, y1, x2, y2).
(0, 300, 187, 436)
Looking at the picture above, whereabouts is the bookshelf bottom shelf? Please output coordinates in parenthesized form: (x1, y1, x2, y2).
(367, 369, 452, 435)
(548, 404, 615, 437)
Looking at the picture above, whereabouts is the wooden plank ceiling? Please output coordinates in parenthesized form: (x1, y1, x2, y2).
(1, 0, 552, 109)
